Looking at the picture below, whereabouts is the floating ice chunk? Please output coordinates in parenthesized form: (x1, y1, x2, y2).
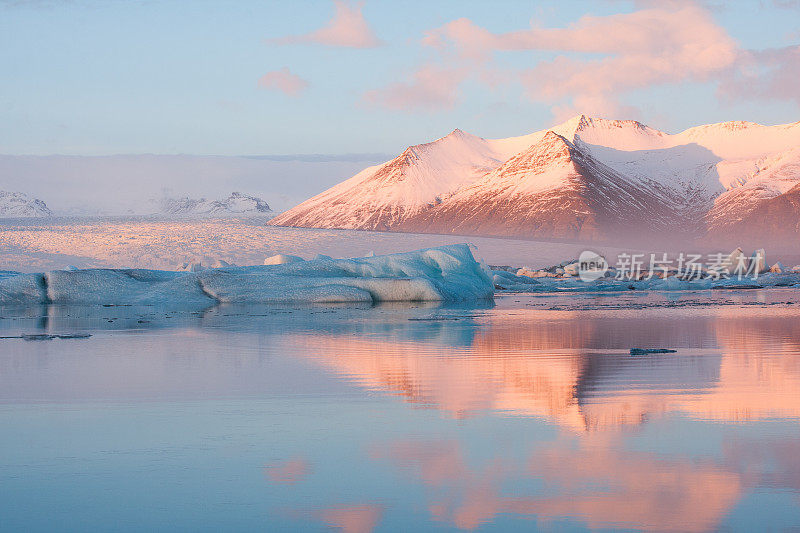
(562, 262, 580, 276)
(491, 270, 541, 291)
(0, 273, 47, 304)
(721, 247, 747, 272)
(516, 268, 557, 278)
(0, 244, 492, 307)
(45, 269, 215, 306)
(630, 348, 677, 355)
(200, 244, 493, 303)
(770, 262, 785, 273)
(750, 249, 767, 274)
(264, 254, 304, 265)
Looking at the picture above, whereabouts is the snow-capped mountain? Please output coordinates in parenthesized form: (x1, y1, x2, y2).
(268, 129, 512, 230)
(159, 192, 272, 217)
(401, 131, 680, 240)
(0, 191, 52, 217)
(270, 115, 800, 245)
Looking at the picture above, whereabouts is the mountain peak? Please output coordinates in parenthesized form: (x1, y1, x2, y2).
(270, 115, 800, 244)
(0, 190, 52, 217)
(159, 192, 271, 217)
(490, 130, 576, 180)
(541, 129, 572, 144)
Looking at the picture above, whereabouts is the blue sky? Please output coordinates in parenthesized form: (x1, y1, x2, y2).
(1, 0, 799, 155)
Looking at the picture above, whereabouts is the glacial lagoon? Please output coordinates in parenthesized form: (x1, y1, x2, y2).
(1, 290, 799, 532)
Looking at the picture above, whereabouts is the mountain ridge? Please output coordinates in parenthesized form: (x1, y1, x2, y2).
(0, 191, 52, 218)
(269, 115, 800, 247)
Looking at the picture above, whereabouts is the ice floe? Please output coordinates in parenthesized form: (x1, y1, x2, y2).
(1, 244, 798, 307)
(0, 244, 493, 307)
(492, 247, 799, 293)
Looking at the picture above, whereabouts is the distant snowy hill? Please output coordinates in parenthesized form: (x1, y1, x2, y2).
(0, 191, 52, 217)
(0, 154, 389, 216)
(158, 192, 272, 217)
(270, 115, 800, 246)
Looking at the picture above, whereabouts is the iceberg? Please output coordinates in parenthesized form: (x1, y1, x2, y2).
(750, 249, 768, 275)
(490, 270, 542, 291)
(263, 254, 305, 265)
(0, 244, 494, 307)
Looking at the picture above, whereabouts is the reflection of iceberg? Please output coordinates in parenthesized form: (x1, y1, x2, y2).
(0, 245, 493, 306)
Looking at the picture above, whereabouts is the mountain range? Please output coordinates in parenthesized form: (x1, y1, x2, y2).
(0, 191, 52, 217)
(269, 115, 800, 248)
(158, 192, 272, 217)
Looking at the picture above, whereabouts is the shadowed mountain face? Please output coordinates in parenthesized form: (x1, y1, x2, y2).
(269, 115, 800, 247)
(707, 182, 800, 248)
(400, 132, 682, 241)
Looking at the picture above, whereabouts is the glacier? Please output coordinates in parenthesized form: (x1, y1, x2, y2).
(0, 244, 494, 307)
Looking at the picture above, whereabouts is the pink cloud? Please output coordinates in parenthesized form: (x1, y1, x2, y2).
(257, 68, 309, 97)
(359, 2, 797, 116)
(370, 2, 800, 120)
(419, 4, 738, 119)
(269, 1, 382, 48)
(362, 64, 467, 111)
(717, 45, 800, 105)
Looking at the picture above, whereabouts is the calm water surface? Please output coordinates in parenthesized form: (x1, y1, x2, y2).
(1, 290, 799, 532)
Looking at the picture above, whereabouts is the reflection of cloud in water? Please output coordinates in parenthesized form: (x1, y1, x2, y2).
(264, 457, 310, 485)
(371, 437, 740, 532)
(319, 504, 383, 533)
(294, 308, 800, 429)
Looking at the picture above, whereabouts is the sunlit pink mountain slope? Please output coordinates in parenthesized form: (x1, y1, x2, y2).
(269, 115, 800, 245)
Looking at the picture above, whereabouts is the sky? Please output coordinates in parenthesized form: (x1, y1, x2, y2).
(1, 0, 799, 156)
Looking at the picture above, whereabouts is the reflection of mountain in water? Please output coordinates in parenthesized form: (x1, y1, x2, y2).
(293, 308, 800, 430)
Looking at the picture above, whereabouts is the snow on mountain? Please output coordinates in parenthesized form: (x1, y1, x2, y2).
(0, 191, 52, 217)
(159, 192, 271, 217)
(269, 129, 511, 230)
(270, 115, 800, 245)
(712, 182, 800, 244)
(402, 132, 679, 240)
(0, 154, 387, 215)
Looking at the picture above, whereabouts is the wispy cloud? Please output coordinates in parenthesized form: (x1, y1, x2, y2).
(268, 0, 382, 49)
(384, 3, 738, 118)
(362, 64, 467, 111)
(364, 1, 800, 121)
(257, 68, 309, 97)
(718, 45, 800, 106)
